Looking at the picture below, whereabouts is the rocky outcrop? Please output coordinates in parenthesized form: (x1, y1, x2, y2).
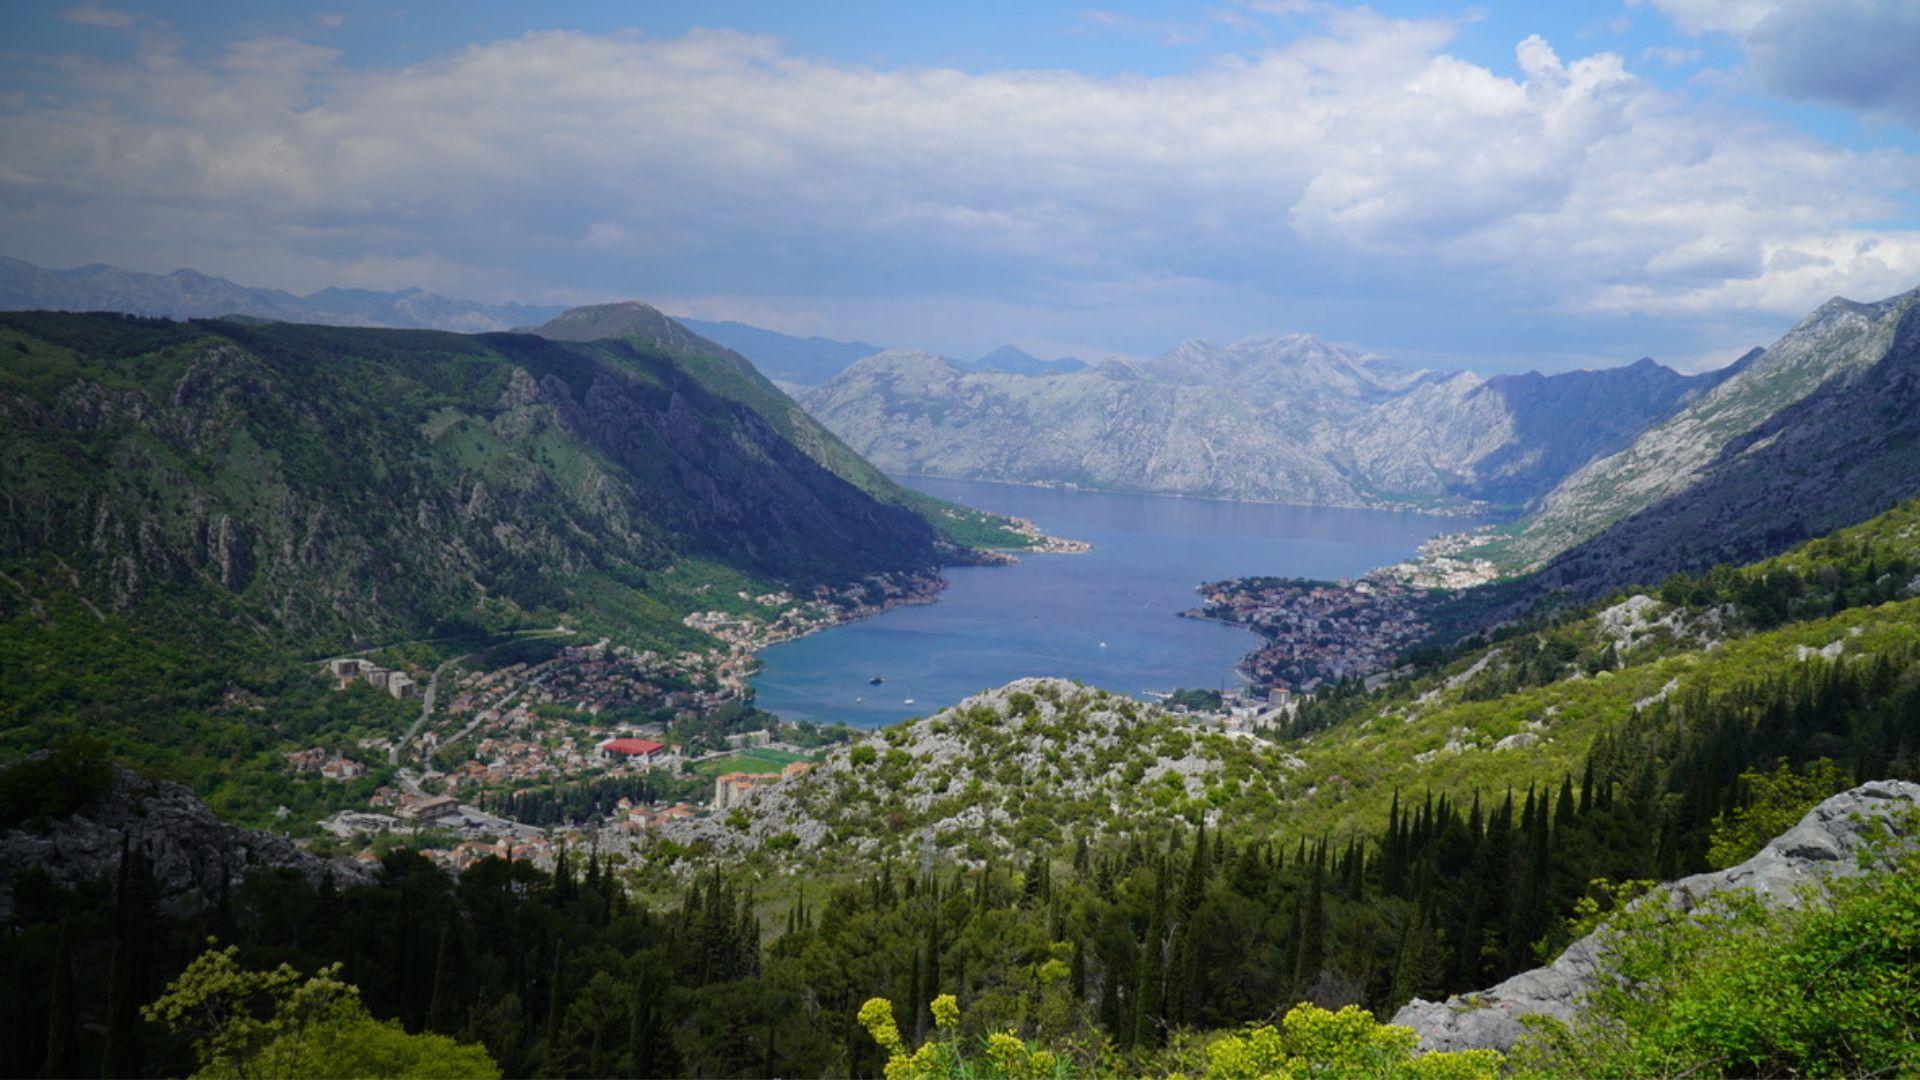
(1391, 779, 1920, 1052)
(0, 766, 368, 920)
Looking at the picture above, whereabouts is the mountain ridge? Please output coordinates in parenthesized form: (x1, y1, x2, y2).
(800, 332, 1711, 512)
(0, 255, 564, 332)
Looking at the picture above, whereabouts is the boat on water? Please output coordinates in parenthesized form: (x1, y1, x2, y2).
(903, 698, 915, 705)
(869, 674, 885, 685)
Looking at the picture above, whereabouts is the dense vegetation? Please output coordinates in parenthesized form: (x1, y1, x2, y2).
(4, 747, 1906, 1077)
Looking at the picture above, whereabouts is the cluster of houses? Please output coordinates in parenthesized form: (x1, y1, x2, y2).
(326, 657, 419, 700)
(282, 746, 370, 781)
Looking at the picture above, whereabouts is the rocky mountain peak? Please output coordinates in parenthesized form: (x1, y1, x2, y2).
(973, 344, 1086, 376)
(840, 348, 963, 381)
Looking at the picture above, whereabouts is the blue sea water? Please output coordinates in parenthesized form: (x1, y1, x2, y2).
(748, 477, 1456, 727)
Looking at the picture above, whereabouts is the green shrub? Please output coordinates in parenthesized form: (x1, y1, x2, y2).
(1514, 834, 1920, 1077)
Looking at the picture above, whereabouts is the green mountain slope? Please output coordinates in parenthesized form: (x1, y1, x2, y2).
(1498, 286, 1920, 571)
(534, 301, 1038, 549)
(0, 312, 950, 653)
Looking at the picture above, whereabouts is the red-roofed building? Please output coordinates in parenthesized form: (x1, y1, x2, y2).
(597, 736, 673, 765)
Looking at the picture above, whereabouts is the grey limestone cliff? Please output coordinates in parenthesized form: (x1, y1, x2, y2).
(1390, 779, 1920, 1052)
(0, 766, 368, 920)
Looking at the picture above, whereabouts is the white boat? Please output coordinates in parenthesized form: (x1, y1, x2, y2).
(903, 698, 915, 705)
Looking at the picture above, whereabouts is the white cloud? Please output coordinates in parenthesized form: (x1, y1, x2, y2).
(1, 9, 1916, 346)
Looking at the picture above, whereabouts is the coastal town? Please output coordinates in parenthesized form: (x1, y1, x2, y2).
(282, 569, 957, 874)
(1184, 529, 1504, 694)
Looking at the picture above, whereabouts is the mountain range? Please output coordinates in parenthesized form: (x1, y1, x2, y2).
(679, 317, 1086, 385)
(799, 335, 1719, 513)
(0, 255, 565, 332)
(1498, 286, 1920, 603)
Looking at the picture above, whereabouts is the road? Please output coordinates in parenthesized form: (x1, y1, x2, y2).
(378, 625, 577, 766)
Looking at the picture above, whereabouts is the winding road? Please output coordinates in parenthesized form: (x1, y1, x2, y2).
(316, 626, 575, 766)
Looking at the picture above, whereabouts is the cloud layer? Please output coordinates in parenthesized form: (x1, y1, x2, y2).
(3, 6, 1919, 362)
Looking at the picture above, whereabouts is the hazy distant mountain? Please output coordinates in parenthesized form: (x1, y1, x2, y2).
(1502, 286, 1920, 598)
(676, 317, 885, 386)
(801, 334, 1709, 512)
(971, 345, 1086, 376)
(0, 255, 564, 331)
(670, 318, 1089, 384)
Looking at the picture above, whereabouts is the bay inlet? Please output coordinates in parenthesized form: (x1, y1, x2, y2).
(748, 476, 1458, 727)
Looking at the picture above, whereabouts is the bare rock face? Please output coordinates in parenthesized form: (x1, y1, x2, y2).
(1390, 779, 1920, 1052)
(0, 766, 368, 920)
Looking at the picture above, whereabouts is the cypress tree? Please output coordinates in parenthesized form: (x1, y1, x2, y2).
(545, 948, 568, 1063)
(1181, 822, 1210, 915)
(1098, 945, 1122, 1038)
(103, 839, 150, 1079)
(45, 921, 77, 1080)
(1293, 857, 1325, 1002)
(1130, 872, 1167, 1048)
(908, 947, 925, 1044)
(737, 894, 761, 979)
(924, 917, 942, 1004)
(427, 921, 464, 1034)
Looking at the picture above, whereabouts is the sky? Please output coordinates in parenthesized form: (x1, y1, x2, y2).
(3, 1, 1919, 373)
